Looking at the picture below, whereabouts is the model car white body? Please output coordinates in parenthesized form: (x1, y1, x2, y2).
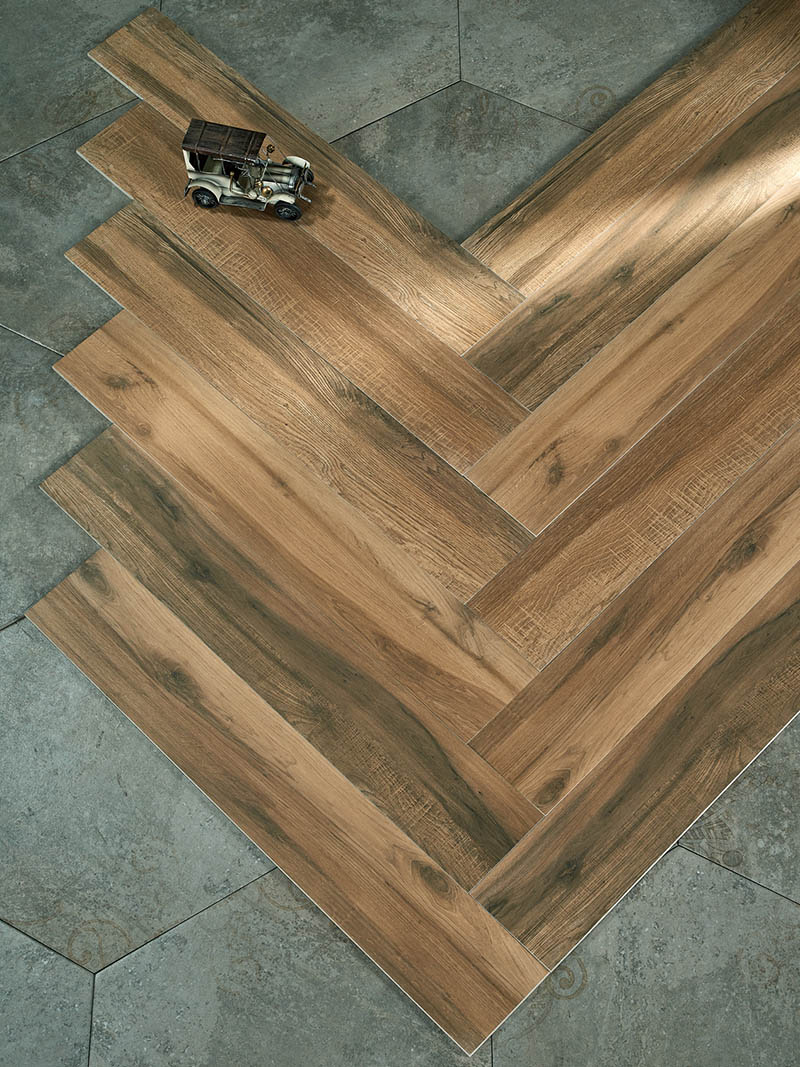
(182, 119, 314, 220)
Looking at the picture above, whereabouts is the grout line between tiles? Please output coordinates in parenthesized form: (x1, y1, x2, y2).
(0, 322, 65, 359)
(86, 973, 96, 1067)
(0, 101, 132, 166)
(0, 615, 25, 634)
(331, 79, 462, 144)
(92, 867, 277, 976)
(0, 917, 94, 974)
(677, 843, 800, 909)
(460, 79, 593, 133)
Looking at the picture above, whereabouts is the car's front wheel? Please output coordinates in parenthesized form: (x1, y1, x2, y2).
(275, 202, 301, 221)
(192, 188, 218, 209)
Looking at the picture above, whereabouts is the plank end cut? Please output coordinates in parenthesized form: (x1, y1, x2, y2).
(26, 550, 549, 1054)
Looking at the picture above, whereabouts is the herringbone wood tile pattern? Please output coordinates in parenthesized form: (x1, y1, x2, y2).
(27, 3, 800, 1053)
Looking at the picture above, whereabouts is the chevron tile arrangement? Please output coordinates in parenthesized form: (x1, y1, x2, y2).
(26, 2, 800, 1054)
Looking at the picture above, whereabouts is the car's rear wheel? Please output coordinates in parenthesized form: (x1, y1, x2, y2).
(192, 188, 218, 209)
(275, 202, 302, 221)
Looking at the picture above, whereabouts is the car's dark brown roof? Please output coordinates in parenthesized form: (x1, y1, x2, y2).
(182, 119, 267, 164)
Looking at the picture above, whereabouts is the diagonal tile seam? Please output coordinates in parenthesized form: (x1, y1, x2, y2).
(459, 79, 593, 133)
(678, 844, 800, 910)
(332, 79, 461, 152)
(0, 322, 65, 360)
(0, 101, 133, 167)
(0, 917, 95, 976)
(0, 616, 25, 635)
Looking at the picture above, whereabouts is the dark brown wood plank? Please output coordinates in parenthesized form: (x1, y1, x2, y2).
(66, 205, 532, 601)
(463, 0, 800, 290)
(89, 6, 522, 350)
(27, 551, 547, 1053)
(467, 65, 800, 406)
(77, 103, 526, 472)
(469, 292, 800, 666)
(470, 426, 800, 810)
(471, 563, 800, 963)
(468, 178, 800, 530)
(41, 403, 540, 887)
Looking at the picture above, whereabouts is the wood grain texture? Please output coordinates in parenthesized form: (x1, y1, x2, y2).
(27, 551, 547, 1053)
(89, 6, 522, 351)
(470, 426, 800, 810)
(467, 65, 800, 406)
(54, 334, 537, 737)
(78, 103, 526, 473)
(463, 0, 800, 290)
(472, 563, 800, 961)
(66, 205, 532, 601)
(470, 291, 800, 666)
(469, 178, 800, 531)
(41, 429, 540, 888)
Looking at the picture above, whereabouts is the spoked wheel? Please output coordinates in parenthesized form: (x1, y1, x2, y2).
(275, 201, 302, 221)
(192, 188, 218, 209)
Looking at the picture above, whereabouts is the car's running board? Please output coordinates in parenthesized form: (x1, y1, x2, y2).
(219, 194, 268, 211)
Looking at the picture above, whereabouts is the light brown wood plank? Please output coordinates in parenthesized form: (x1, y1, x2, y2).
(27, 551, 547, 1052)
(41, 374, 540, 888)
(89, 6, 522, 350)
(467, 65, 800, 406)
(470, 426, 800, 810)
(468, 178, 800, 530)
(471, 563, 800, 963)
(464, 0, 800, 290)
(77, 103, 526, 472)
(55, 332, 536, 737)
(469, 292, 800, 666)
(66, 205, 532, 601)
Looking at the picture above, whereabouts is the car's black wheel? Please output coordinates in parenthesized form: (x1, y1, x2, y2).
(305, 170, 315, 184)
(275, 201, 302, 221)
(192, 188, 218, 209)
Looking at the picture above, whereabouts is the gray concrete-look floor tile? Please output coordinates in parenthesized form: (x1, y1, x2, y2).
(460, 0, 746, 130)
(0, 329, 107, 625)
(334, 80, 585, 242)
(90, 871, 492, 1066)
(682, 715, 800, 906)
(0, 109, 130, 354)
(163, 0, 459, 141)
(0, 621, 273, 972)
(492, 846, 800, 1067)
(0, 1, 137, 160)
(0, 919, 92, 1067)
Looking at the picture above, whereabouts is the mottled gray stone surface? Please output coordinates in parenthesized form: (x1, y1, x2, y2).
(0, 1, 135, 160)
(460, 0, 747, 130)
(0, 328, 107, 624)
(90, 872, 491, 1065)
(682, 715, 800, 905)
(335, 81, 584, 242)
(493, 846, 800, 1066)
(0, 920, 92, 1067)
(164, 0, 459, 141)
(0, 109, 129, 354)
(0, 621, 273, 971)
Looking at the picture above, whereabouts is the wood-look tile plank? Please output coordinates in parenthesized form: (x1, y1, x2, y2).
(472, 563, 800, 963)
(55, 332, 537, 738)
(77, 103, 526, 473)
(66, 205, 532, 601)
(467, 65, 800, 406)
(27, 551, 547, 1053)
(469, 292, 800, 666)
(470, 427, 800, 810)
(89, 7, 522, 350)
(43, 413, 541, 883)
(468, 178, 800, 531)
(464, 0, 800, 290)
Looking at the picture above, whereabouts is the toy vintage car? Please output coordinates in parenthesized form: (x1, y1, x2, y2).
(182, 118, 314, 220)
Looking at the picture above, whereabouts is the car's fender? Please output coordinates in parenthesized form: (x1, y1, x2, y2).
(265, 192, 296, 206)
(185, 178, 224, 198)
(282, 155, 311, 170)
